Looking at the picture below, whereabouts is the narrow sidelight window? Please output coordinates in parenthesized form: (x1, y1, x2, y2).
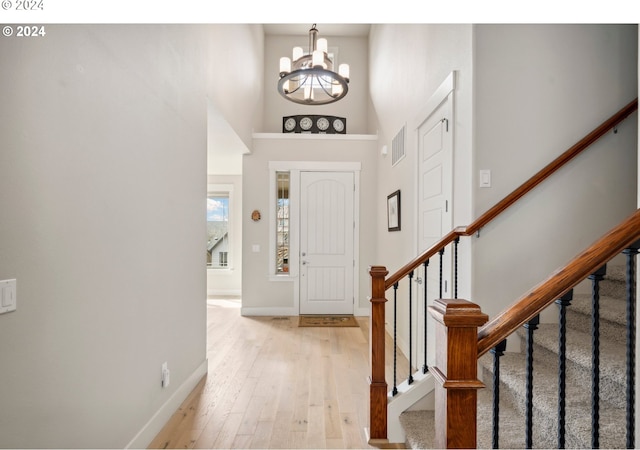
(276, 172, 290, 274)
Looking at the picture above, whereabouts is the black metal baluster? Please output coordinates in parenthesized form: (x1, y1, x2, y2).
(555, 289, 573, 449)
(491, 340, 507, 449)
(392, 282, 399, 396)
(590, 265, 606, 449)
(423, 260, 429, 374)
(454, 237, 459, 298)
(524, 314, 539, 449)
(623, 241, 639, 449)
(408, 271, 414, 385)
(439, 247, 445, 299)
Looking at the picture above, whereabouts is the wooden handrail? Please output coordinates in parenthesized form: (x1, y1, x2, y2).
(385, 98, 638, 291)
(477, 207, 640, 356)
(369, 98, 637, 445)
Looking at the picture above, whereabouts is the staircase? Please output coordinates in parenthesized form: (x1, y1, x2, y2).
(399, 264, 630, 449)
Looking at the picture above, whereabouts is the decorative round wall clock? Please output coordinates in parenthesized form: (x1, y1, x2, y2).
(332, 118, 345, 133)
(317, 117, 330, 131)
(284, 117, 296, 132)
(281, 115, 347, 134)
(300, 117, 313, 131)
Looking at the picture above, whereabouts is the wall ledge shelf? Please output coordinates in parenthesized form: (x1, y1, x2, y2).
(253, 132, 378, 141)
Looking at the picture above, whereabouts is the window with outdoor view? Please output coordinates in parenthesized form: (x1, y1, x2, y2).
(207, 193, 230, 268)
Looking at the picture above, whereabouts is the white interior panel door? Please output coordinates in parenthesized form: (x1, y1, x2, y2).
(300, 171, 354, 315)
(419, 116, 452, 252)
(416, 94, 453, 369)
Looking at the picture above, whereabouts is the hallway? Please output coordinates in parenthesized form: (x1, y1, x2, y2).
(148, 299, 405, 449)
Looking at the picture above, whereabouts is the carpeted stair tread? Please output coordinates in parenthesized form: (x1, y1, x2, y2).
(399, 410, 434, 449)
(605, 264, 626, 283)
(479, 350, 626, 449)
(400, 387, 529, 449)
(523, 323, 627, 409)
(566, 296, 628, 346)
(572, 267, 626, 301)
(569, 292, 627, 327)
(567, 292, 627, 320)
(479, 353, 557, 448)
(400, 264, 631, 449)
(591, 267, 628, 299)
(476, 385, 540, 449)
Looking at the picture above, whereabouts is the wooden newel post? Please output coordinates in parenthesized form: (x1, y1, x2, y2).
(368, 265, 389, 442)
(429, 298, 489, 449)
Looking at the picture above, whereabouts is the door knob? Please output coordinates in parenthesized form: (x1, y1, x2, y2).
(302, 260, 309, 265)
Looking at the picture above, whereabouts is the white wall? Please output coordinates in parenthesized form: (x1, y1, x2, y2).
(472, 24, 638, 319)
(369, 23, 474, 278)
(367, 23, 637, 363)
(205, 25, 265, 148)
(242, 135, 378, 315)
(0, 24, 263, 448)
(207, 98, 249, 176)
(368, 24, 474, 353)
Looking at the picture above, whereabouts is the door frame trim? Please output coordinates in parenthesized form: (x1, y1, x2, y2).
(409, 71, 456, 255)
(268, 161, 361, 316)
(409, 72, 456, 369)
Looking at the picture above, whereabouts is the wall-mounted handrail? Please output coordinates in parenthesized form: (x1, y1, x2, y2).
(384, 98, 637, 291)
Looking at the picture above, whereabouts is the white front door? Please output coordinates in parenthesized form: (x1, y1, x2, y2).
(299, 171, 355, 315)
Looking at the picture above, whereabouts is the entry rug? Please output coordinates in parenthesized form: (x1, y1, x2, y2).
(298, 315, 359, 327)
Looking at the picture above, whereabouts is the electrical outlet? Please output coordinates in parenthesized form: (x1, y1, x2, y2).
(161, 362, 170, 388)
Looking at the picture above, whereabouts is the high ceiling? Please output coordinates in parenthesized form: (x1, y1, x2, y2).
(263, 24, 371, 37)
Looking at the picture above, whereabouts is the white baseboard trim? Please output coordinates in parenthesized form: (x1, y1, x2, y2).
(241, 306, 298, 316)
(241, 306, 370, 317)
(125, 359, 208, 449)
(207, 289, 241, 296)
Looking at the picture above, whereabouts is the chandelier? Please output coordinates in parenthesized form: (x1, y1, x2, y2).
(277, 24, 350, 105)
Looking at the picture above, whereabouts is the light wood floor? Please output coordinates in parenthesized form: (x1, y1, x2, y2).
(148, 298, 409, 449)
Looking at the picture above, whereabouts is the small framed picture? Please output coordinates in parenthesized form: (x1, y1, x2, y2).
(387, 190, 401, 232)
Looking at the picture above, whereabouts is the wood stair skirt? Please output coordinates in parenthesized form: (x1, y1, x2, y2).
(400, 265, 629, 449)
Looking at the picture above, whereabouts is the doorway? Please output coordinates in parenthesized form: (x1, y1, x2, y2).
(299, 171, 355, 315)
(417, 95, 453, 295)
(414, 72, 455, 369)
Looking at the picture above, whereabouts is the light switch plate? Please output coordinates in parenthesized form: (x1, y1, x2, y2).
(0, 279, 16, 314)
(479, 169, 491, 188)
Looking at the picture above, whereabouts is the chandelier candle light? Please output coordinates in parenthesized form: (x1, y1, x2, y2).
(278, 24, 350, 105)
